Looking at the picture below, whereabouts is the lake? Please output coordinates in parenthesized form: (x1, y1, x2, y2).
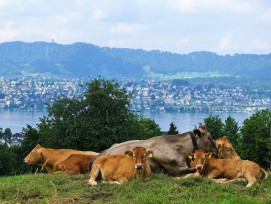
(0, 110, 253, 134)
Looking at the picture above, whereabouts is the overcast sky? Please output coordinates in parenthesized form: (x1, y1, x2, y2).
(0, 0, 270, 54)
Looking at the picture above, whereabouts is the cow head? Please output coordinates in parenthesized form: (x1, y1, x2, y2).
(215, 136, 240, 159)
(193, 126, 218, 157)
(188, 150, 212, 172)
(24, 144, 43, 165)
(125, 147, 153, 170)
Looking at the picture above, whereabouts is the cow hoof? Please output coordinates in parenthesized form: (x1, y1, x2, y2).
(109, 181, 121, 185)
(88, 180, 97, 186)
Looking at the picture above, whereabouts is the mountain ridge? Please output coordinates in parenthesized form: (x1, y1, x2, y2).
(0, 41, 270, 80)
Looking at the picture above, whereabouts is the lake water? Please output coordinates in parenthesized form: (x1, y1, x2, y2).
(141, 111, 253, 133)
(0, 110, 253, 134)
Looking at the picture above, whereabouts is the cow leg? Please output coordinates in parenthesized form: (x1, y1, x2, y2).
(52, 170, 64, 174)
(212, 178, 230, 183)
(88, 164, 101, 186)
(112, 175, 129, 184)
(244, 173, 257, 187)
(206, 170, 221, 179)
(42, 165, 53, 173)
(117, 177, 128, 184)
(178, 167, 197, 175)
(108, 181, 121, 185)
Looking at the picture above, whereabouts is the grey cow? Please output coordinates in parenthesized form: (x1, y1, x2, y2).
(90, 126, 218, 176)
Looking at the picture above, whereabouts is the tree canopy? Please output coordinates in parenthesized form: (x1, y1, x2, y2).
(25, 78, 161, 152)
(168, 122, 179, 135)
(239, 109, 271, 168)
(204, 115, 224, 139)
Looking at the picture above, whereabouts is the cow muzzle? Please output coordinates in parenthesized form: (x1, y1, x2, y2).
(196, 164, 203, 170)
(135, 163, 143, 170)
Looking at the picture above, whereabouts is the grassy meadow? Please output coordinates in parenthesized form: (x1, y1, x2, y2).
(0, 172, 270, 204)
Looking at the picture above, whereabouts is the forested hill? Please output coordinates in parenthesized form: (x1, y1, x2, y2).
(0, 41, 270, 79)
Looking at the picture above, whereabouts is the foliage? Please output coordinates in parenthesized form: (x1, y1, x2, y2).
(222, 116, 240, 150)
(204, 115, 224, 139)
(0, 144, 17, 176)
(168, 122, 179, 135)
(2, 128, 12, 143)
(0, 173, 270, 203)
(239, 109, 271, 168)
(27, 78, 161, 152)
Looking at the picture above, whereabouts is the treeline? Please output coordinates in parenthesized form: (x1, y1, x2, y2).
(0, 78, 270, 176)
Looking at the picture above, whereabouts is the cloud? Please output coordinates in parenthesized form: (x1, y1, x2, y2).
(217, 32, 234, 52)
(250, 38, 270, 52)
(110, 23, 147, 34)
(169, 0, 252, 13)
(258, 8, 271, 25)
(0, 21, 17, 42)
(92, 9, 107, 20)
(0, 0, 270, 54)
(179, 36, 190, 45)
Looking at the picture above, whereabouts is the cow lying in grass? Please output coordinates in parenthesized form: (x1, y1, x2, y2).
(182, 150, 268, 187)
(54, 154, 97, 174)
(90, 125, 217, 176)
(88, 147, 153, 185)
(189, 136, 240, 168)
(215, 136, 240, 159)
(24, 144, 98, 173)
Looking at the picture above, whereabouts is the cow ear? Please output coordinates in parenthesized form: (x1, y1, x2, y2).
(124, 150, 133, 157)
(147, 150, 154, 158)
(188, 152, 193, 160)
(206, 152, 212, 158)
(193, 129, 202, 138)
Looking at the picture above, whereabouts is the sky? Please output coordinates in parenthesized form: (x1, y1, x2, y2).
(0, 0, 270, 55)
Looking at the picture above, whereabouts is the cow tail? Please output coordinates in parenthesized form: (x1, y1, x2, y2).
(88, 155, 99, 172)
(257, 168, 268, 181)
(261, 168, 268, 180)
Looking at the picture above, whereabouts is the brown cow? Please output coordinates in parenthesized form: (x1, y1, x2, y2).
(184, 150, 268, 187)
(54, 154, 96, 174)
(24, 144, 98, 173)
(215, 136, 240, 159)
(88, 147, 153, 185)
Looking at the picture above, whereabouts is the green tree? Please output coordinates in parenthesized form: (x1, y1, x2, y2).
(0, 144, 17, 175)
(21, 125, 41, 156)
(204, 115, 224, 139)
(0, 128, 3, 138)
(239, 109, 271, 168)
(222, 116, 240, 149)
(4, 128, 12, 143)
(36, 78, 161, 152)
(168, 122, 179, 135)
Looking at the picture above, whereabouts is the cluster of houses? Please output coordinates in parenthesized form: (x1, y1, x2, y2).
(0, 133, 23, 146)
(123, 80, 271, 112)
(0, 76, 270, 113)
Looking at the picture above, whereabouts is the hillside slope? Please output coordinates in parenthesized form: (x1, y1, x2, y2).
(0, 41, 270, 79)
(0, 173, 270, 203)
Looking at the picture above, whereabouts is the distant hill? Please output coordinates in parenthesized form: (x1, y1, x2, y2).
(0, 41, 270, 80)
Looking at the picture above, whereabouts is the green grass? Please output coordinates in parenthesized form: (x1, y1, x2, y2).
(0, 172, 270, 204)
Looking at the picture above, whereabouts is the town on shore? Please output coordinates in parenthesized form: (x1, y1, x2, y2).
(0, 76, 270, 113)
